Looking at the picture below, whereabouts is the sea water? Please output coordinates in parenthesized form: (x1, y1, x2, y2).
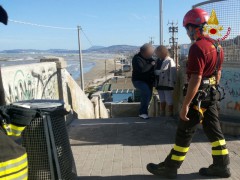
(0, 53, 116, 80)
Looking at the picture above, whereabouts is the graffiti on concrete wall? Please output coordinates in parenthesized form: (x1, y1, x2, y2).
(226, 101, 240, 111)
(221, 70, 240, 97)
(220, 69, 240, 114)
(1, 63, 59, 104)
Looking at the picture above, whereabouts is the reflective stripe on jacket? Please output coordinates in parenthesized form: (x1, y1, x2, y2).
(0, 129, 28, 179)
(0, 153, 28, 179)
(2, 124, 26, 137)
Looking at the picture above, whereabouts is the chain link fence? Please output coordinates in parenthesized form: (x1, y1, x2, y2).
(193, 0, 240, 62)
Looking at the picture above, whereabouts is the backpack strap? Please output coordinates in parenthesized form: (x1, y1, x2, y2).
(199, 37, 222, 87)
(212, 41, 221, 76)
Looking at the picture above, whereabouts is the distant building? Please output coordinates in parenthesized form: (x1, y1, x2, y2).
(179, 36, 240, 62)
(179, 44, 191, 57)
(220, 35, 240, 62)
(122, 64, 131, 72)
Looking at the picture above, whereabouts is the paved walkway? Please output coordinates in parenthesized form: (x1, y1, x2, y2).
(68, 117, 240, 180)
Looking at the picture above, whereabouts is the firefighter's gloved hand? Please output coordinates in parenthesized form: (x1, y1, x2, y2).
(180, 105, 190, 121)
(0, 107, 10, 124)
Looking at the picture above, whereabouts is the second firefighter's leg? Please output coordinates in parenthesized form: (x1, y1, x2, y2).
(164, 107, 200, 168)
(199, 103, 231, 178)
(158, 90, 166, 116)
(160, 102, 166, 116)
(165, 90, 174, 117)
(147, 107, 200, 179)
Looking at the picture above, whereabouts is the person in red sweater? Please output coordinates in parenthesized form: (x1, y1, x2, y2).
(147, 8, 230, 179)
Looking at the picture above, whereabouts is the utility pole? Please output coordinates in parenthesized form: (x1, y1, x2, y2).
(77, 26, 85, 92)
(114, 59, 117, 72)
(159, 0, 163, 45)
(105, 60, 107, 82)
(168, 21, 179, 68)
(149, 37, 155, 45)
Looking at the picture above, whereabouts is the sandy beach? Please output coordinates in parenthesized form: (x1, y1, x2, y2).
(76, 58, 121, 90)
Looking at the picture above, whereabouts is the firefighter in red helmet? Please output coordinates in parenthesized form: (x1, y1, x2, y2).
(147, 8, 231, 179)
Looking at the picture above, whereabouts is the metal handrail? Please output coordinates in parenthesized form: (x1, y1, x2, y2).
(193, 0, 226, 8)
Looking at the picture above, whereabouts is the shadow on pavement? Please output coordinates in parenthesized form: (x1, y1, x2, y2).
(77, 175, 157, 180)
(69, 118, 210, 146)
(77, 173, 222, 180)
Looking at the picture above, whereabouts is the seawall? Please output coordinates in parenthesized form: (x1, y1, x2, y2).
(0, 57, 109, 122)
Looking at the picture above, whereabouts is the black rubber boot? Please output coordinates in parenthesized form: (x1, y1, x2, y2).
(147, 162, 177, 179)
(199, 164, 231, 178)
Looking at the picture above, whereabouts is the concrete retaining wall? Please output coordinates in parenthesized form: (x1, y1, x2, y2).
(219, 63, 240, 118)
(0, 62, 59, 104)
(0, 57, 109, 120)
(91, 95, 109, 118)
(63, 70, 96, 119)
(172, 61, 240, 120)
(105, 103, 140, 118)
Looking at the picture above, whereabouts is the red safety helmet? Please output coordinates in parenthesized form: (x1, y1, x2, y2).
(183, 8, 209, 27)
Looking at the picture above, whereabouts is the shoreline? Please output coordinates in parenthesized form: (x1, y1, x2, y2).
(76, 58, 122, 90)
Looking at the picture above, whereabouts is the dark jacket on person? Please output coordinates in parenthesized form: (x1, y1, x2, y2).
(132, 53, 155, 84)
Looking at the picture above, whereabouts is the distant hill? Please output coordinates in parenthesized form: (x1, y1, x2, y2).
(84, 45, 139, 53)
(86, 46, 105, 51)
(0, 45, 140, 54)
(0, 49, 78, 54)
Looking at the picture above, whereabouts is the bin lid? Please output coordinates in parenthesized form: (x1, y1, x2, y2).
(11, 100, 64, 110)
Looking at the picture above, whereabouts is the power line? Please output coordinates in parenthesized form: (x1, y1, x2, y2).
(81, 29, 93, 46)
(9, 19, 94, 45)
(9, 19, 76, 30)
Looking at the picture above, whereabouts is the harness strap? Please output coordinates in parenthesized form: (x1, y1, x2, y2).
(213, 41, 221, 76)
(193, 105, 207, 124)
(204, 37, 221, 78)
(193, 105, 207, 117)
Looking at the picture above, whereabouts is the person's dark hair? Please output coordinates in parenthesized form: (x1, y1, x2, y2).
(186, 23, 206, 34)
(156, 45, 169, 57)
(140, 43, 153, 53)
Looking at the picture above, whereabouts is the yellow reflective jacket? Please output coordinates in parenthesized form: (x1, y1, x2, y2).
(0, 130, 28, 179)
(0, 105, 36, 180)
